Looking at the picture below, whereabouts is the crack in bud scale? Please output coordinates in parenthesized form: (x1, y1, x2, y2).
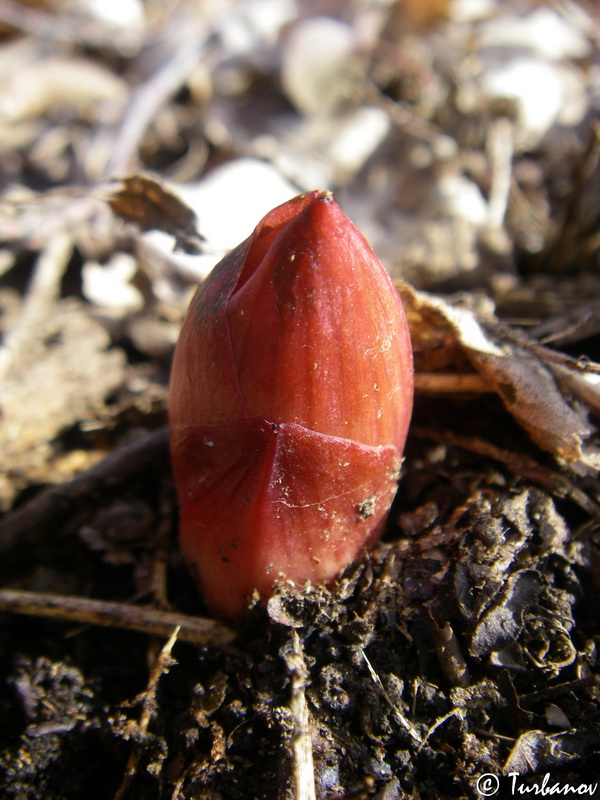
(169, 191, 413, 618)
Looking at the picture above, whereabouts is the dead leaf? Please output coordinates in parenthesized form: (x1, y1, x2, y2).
(470, 570, 543, 658)
(0, 300, 126, 508)
(400, 282, 600, 472)
(106, 175, 204, 254)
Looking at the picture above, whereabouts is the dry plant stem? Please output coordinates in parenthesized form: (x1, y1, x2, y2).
(151, 508, 174, 610)
(113, 627, 180, 800)
(364, 78, 441, 143)
(0, 230, 72, 381)
(498, 320, 600, 375)
(414, 372, 490, 394)
(0, 588, 235, 647)
(536, 299, 600, 347)
(426, 610, 470, 688)
(519, 675, 595, 706)
(362, 651, 422, 745)
(287, 631, 317, 800)
(106, 29, 207, 176)
(411, 425, 600, 518)
(486, 116, 513, 230)
(417, 708, 465, 755)
(147, 481, 178, 611)
(0, 427, 169, 555)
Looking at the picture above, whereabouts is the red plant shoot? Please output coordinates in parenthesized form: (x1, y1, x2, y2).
(169, 191, 413, 618)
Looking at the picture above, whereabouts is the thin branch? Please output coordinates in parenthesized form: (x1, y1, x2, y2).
(113, 627, 180, 800)
(486, 116, 514, 231)
(410, 425, 600, 518)
(287, 631, 317, 800)
(0, 588, 235, 647)
(105, 27, 208, 176)
(0, 231, 72, 381)
(362, 651, 422, 745)
(498, 320, 600, 375)
(414, 372, 490, 394)
(417, 708, 465, 754)
(0, 428, 169, 555)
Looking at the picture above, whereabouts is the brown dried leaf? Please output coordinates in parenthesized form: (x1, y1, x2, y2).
(106, 175, 204, 254)
(400, 282, 600, 472)
(0, 300, 126, 507)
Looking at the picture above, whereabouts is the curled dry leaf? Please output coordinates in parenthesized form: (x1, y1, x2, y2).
(445, 487, 586, 680)
(106, 175, 204, 254)
(0, 176, 202, 260)
(502, 729, 593, 776)
(469, 569, 544, 659)
(400, 282, 600, 472)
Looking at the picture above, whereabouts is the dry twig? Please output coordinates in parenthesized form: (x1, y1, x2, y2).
(414, 372, 490, 394)
(362, 651, 422, 745)
(0, 231, 72, 382)
(113, 627, 181, 800)
(106, 27, 208, 176)
(286, 631, 317, 800)
(0, 428, 169, 555)
(486, 115, 514, 231)
(0, 588, 235, 647)
(410, 425, 600, 517)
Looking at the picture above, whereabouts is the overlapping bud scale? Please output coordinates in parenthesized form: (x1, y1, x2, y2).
(169, 191, 413, 617)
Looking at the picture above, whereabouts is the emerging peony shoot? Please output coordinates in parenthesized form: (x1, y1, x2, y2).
(169, 191, 413, 618)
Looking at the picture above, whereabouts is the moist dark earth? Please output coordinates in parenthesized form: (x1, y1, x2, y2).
(1, 419, 599, 799)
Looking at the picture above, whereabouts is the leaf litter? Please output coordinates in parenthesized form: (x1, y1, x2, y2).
(0, 0, 599, 797)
